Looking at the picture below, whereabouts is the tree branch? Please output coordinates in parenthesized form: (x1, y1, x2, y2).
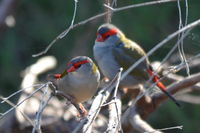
(154, 72, 200, 104)
(176, 94, 200, 104)
(32, 0, 178, 57)
(133, 72, 200, 119)
(106, 93, 122, 133)
(129, 108, 163, 133)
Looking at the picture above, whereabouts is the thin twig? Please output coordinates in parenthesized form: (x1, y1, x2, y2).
(177, 0, 190, 76)
(121, 18, 200, 83)
(32, 0, 79, 57)
(32, 0, 178, 57)
(144, 125, 183, 133)
(1, 84, 43, 104)
(157, 26, 191, 74)
(0, 96, 34, 126)
(104, 0, 177, 12)
(0, 84, 46, 120)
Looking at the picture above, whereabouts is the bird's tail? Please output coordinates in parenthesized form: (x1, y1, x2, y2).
(147, 67, 181, 107)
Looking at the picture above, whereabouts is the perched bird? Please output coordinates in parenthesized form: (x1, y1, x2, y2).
(93, 23, 180, 107)
(48, 56, 100, 116)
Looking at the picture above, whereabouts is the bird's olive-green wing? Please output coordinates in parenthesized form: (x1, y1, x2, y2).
(112, 39, 150, 80)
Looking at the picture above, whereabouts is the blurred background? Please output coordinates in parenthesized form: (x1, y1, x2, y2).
(0, 0, 200, 132)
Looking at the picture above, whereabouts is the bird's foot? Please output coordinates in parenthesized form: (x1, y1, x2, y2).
(76, 103, 88, 118)
(50, 90, 88, 118)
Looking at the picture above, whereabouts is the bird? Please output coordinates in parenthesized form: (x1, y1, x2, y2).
(48, 56, 100, 116)
(93, 23, 180, 107)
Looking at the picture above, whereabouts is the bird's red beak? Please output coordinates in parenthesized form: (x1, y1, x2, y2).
(96, 34, 104, 42)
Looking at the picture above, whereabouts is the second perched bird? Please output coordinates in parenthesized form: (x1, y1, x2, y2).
(93, 23, 180, 107)
(49, 56, 100, 116)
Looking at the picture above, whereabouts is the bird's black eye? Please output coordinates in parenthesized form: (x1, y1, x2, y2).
(105, 35, 110, 39)
(73, 63, 81, 69)
(73, 59, 89, 69)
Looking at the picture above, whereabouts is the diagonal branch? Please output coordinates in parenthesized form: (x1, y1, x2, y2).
(32, 0, 78, 57)
(104, 0, 177, 12)
(129, 108, 163, 133)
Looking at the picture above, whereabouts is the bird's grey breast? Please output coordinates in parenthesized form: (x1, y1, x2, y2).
(58, 71, 98, 103)
(94, 43, 120, 79)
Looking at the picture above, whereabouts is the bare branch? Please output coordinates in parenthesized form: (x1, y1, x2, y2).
(120, 72, 199, 132)
(0, 84, 43, 104)
(0, 96, 34, 126)
(176, 94, 200, 104)
(106, 93, 122, 133)
(176, 0, 190, 76)
(165, 73, 200, 91)
(104, 0, 177, 12)
(121, 18, 200, 83)
(32, 85, 53, 133)
(129, 107, 163, 133)
(144, 125, 183, 133)
(16, 56, 57, 125)
(107, 68, 123, 133)
(0, 84, 46, 120)
(154, 72, 200, 103)
(32, 0, 178, 57)
(128, 72, 200, 120)
(32, 0, 79, 57)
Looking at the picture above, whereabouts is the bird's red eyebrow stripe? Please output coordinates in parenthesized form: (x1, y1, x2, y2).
(99, 28, 118, 39)
(73, 60, 89, 68)
(66, 60, 89, 72)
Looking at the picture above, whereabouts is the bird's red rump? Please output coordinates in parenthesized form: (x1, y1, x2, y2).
(96, 28, 117, 42)
(146, 69, 166, 91)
